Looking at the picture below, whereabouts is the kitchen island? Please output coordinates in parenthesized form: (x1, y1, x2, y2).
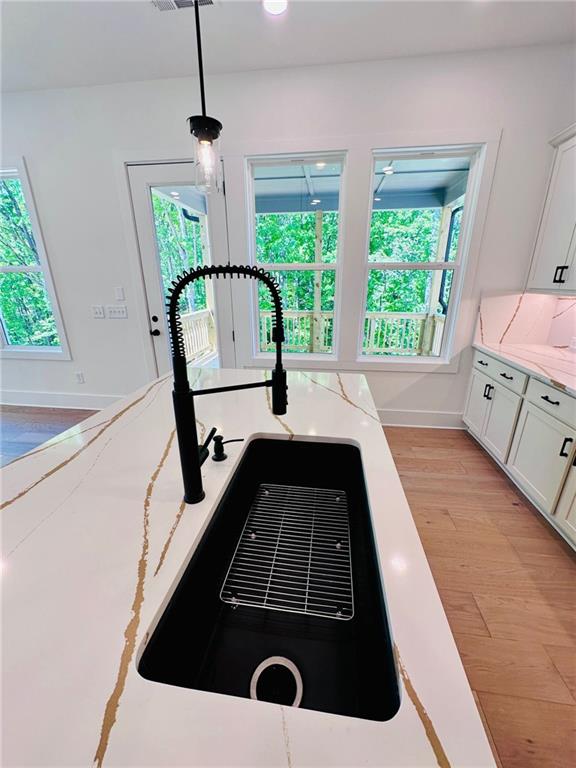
(2, 369, 495, 767)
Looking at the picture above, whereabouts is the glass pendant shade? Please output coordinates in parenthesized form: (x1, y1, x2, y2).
(189, 115, 222, 194)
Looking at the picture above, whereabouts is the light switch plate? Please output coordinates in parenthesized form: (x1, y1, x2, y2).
(114, 286, 125, 301)
(107, 304, 128, 319)
(91, 305, 105, 319)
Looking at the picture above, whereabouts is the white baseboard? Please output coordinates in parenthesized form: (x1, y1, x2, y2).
(0, 389, 120, 410)
(377, 408, 465, 429)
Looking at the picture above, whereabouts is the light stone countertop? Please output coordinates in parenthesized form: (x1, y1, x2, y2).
(1, 368, 495, 767)
(473, 342, 576, 396)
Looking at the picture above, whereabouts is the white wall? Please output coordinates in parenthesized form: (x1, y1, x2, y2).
(1, 44, 574, 420)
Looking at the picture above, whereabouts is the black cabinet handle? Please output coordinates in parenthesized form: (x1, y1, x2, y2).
(541, 394, 560, 406)
(560, 437, 573, 458)
(150, 329, 161, 336)
(478, 359, 488, 367)
(483, 384, 494, 401)
(500, 372, 513, 380)
(553, 265, 568, 284)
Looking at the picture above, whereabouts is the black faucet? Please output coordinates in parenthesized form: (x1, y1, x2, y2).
(166, 264, 288, 504)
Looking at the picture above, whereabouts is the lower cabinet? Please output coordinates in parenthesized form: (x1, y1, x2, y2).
(507, 401, 576, 514)
(554, 461, 576, 542)
(464, 370, 521, 463)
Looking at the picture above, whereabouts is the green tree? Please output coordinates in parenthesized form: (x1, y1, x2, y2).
(151, 192, 207, 312)
(0, 178, 60, 346)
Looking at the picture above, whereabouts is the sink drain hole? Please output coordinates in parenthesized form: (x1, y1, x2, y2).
(250, 656, 303, 707)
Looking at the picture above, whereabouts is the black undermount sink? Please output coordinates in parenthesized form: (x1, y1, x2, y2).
(138, 437, 400, 721)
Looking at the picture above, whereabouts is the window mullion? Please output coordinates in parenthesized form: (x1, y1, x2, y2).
(0, 264, 42, 273)
(336, 148, 374, 362)
(366, 261, 452, 271)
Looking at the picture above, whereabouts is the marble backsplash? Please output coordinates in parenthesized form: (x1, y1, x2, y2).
(476, 293, 576, 347)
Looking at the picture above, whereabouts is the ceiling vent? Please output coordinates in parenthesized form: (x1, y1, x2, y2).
(151, 0, 213, 11)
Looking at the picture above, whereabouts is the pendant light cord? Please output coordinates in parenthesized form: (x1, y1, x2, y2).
(194, 0, 207, 117)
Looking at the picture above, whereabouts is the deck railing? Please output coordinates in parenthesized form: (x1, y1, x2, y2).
(180, 308, 217, 362)
(181, 308, 446, 359)
(259, 310, 446, 355)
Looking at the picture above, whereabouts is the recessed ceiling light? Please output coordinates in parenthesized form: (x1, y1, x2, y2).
(170, 191, 180, 197)
(382, 166, 394, 175)
(374, 197, 381, 202)
(311, 198, 321, 205)
(315, 162, 326, 169)
(263, 0, 288, 16)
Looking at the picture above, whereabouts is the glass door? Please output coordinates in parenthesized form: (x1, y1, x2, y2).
(128, 162, 235, 376)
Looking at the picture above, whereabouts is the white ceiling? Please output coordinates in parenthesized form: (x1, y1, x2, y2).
(2, 0, 575, 93)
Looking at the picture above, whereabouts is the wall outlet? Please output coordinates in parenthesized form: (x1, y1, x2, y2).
(91, 304, 105, 319)
(114, 286, 125, 301)
(75, 371, 85, 384)
(107, 304, 128, 319)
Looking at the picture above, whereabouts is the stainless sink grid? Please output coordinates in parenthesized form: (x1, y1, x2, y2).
(220, 483, 354, 620)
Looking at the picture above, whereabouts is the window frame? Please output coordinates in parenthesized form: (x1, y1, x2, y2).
(0, 158, 70, 360)
(245, 152, 347, 361)
(357, 145, 483, 365)
(221, 131, 498, 374)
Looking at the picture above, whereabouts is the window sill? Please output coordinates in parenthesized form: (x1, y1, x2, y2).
(0, 346, 71, 361)
(245, 353, 460, 374)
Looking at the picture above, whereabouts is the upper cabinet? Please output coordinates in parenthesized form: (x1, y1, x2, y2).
(527, 124, 576, 293)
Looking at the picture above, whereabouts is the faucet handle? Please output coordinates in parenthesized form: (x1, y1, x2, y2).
(199, 427, 217, 466)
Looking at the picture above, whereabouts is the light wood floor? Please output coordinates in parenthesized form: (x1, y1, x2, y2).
(385, 426, 576, 768)
(0, 405, 97, 467)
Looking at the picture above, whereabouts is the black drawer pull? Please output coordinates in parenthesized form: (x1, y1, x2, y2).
(560, 437, 573, 458)
(541, 395, 560, 406)
(500, 373, 513, 380)
(478, 359, 488, 367)
(553, 265, 568, 284)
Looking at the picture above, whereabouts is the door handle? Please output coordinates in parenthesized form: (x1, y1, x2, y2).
(500, 372, 513, 380)
(150, 329, 161, 336)
(541, 394, 560, 406)
(483, 384, 494, 400)
(559, 437, 573, 458)
(553, 265, 568, 284)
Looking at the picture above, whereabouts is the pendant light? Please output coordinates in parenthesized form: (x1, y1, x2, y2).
(188, 0, 222, 193)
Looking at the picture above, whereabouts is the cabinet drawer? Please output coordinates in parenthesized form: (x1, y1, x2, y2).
(473, 350, 527, 394)
(473, 350, 495, 374)
(526, 378, 576, 428)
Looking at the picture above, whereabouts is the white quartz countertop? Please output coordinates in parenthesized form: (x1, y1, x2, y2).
(473, 342, 576, 396)
(1, 369, 495, 767)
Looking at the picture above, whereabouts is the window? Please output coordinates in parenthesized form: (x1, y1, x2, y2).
(149, 185, 217, 363)
(151, 186, 209, 312)
(250, 156, 343, 354)
(362, 152, 470, 357)
(0, 165, 66, 355)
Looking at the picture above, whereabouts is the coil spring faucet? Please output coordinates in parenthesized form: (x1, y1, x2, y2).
(167, 265, 288, 503)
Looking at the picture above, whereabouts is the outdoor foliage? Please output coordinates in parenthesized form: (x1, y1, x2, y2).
(0, 178, 60, 346)
(255, 207, 456, 315)
(151, 191, 208, 313)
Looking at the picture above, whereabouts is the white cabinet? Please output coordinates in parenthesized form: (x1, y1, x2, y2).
(482, 384, 523, 463)
(464, 369, 521, 462)
(463, 369, 491, 436)
(507, 401, 576, 514)
(527, 127, 576, 293)
(554, 461, 576, 545)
